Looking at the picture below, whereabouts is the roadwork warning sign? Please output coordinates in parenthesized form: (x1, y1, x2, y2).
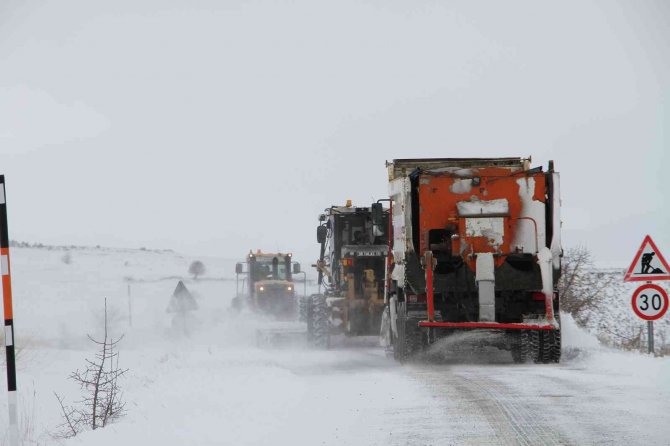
(624, 235, 670, 282)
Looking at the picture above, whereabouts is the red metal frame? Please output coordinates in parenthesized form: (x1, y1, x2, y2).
(422, 246, 558, 329)
(425, 252, 435, 322)
(419, 321, 558, 330)
(545, 290, 555, 324)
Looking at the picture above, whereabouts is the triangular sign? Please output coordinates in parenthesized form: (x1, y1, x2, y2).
(624, 235, 670, 282)
(166, 280, 199, 312)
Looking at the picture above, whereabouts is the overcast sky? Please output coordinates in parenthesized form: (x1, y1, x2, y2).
(1, 0, 668, 268)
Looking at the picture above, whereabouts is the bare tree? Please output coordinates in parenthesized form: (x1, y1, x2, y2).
(188, 260, 206, 280)
(55, 300, 128, 438)
(558, 246, 622, 325)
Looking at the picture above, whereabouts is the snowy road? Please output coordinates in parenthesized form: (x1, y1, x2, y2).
(287, 341, 669, 446)
(2, 247, 669, 445)
(399, 353, 670, 446)
(61, 329, 669, 446)
(4, 320, 670, 446)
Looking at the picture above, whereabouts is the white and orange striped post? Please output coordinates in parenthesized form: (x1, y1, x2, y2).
(0, 176, 18, 446)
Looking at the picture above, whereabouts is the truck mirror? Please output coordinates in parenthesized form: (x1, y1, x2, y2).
(317, 225, 327, 244)
(371, 202, 384, 227)
(235, 263, 243, 274)
(293, 262, 301, 274)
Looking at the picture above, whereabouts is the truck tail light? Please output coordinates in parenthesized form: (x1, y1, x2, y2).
(532, 291, 557, 301)
(341, 258, 353, 267)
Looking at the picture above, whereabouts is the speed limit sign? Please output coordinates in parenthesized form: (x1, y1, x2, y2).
(631, 284, 669, 321)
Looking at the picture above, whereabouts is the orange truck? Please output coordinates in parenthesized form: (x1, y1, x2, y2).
(379, 158, 562, 363)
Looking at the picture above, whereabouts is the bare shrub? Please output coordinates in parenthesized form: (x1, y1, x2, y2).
(54, 300, 128, 438)
(558, 246, 622, 325)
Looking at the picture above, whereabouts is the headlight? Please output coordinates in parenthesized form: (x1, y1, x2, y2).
(259, 286, 265, 292)
(287, 286, 293, 291)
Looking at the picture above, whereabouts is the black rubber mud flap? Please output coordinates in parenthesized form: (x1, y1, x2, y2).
(393, 302, 424, 363)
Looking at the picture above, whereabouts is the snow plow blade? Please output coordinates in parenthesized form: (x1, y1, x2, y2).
(255, 323, 308, 348)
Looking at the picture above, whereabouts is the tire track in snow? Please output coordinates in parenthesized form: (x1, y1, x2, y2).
(454, 371, 569, 446)
(407, 365, 573, 446)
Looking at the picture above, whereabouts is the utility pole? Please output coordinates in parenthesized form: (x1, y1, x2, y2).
(127, 283, 132, 328)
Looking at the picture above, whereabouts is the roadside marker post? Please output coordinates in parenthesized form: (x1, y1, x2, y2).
(625, 236, 670, 356)
(0, 176, 18, 446)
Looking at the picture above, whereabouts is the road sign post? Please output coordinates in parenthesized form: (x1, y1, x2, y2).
(630, 283, 668, 356)
(127, 282, 132, 328)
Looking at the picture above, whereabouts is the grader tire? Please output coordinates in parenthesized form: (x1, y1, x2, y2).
(298, 295, 309, 322)
(308, 294, 330, 349)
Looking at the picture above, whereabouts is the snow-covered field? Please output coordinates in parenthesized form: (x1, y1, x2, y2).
(1, 246, 670, 445)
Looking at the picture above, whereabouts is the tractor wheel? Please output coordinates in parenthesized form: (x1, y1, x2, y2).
(308, 294, 330, 349)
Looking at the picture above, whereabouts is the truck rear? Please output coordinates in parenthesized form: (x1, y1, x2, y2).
(382, 157, 562, 363)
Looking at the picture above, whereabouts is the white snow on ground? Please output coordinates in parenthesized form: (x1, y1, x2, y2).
(1, 246, 669, 445)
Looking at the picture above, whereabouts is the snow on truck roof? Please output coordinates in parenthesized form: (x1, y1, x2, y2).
(386, 157, 534, 179)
